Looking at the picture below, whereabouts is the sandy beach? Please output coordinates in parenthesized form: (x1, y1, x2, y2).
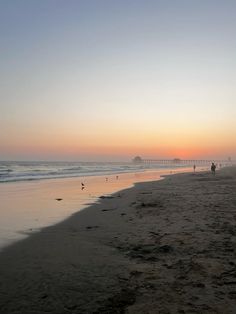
(0, 166, 236, 313)
(0, 167, 194, 250)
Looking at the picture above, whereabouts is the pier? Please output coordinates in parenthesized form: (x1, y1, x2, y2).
(133, 156, 234, 165)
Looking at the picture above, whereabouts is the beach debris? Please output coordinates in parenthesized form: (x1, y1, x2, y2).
(140, 202, 158, 207)
(40, 293, 48, 299)
(102, 208, 116, 212)
(55, 198, 63, 201)
(86, 225, 99, 230)
(140, 192, 152, 195)
(99, 195, 114, 199)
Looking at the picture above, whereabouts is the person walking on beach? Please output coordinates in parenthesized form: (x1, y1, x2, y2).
(211, 162, 216, 175)
(193, 164, 196, 172)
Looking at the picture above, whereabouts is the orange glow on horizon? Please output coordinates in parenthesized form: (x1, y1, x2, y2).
(2, 140, 235, 161)
(1, 121, 235, 160)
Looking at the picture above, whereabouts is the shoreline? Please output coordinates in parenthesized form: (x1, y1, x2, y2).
(0, 166, 236, 313)
(0, 166, 198, 250)
(0, 162, 199, 184)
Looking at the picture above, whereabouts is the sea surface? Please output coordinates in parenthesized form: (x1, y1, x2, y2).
(0, 161, 189, 183)
(0, 162, 206, 251)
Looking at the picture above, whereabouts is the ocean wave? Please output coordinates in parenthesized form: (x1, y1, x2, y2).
(63, 166, 82, 171)
(0, 161, 185, 183)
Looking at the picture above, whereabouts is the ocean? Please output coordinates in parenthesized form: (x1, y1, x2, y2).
(0, 161, 188, 183)
(0, 161, 203, 250)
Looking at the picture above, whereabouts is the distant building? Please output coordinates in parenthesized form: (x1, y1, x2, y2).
(132, 156, 143, 163)
(173, 158, 181, 163)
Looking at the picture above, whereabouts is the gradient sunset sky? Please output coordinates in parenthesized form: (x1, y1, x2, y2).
(1, 0, 235, 161)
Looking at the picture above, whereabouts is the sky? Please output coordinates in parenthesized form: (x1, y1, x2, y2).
(0, 0, 235, 161)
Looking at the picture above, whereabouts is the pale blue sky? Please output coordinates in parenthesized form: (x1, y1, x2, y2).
(0, 0, 235, 160)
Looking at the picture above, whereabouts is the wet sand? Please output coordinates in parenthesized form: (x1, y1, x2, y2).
(0, 166, 236, 313)
(0, 167, 195, 249)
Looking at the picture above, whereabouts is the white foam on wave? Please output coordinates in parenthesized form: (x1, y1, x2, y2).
(0, 161, 186, 183)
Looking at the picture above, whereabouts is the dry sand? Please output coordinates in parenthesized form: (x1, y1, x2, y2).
(0, 166, 236, 313)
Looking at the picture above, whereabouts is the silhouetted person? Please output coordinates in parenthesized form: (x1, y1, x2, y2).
(116, 176, 119, 180)
(211, 163, 216, 175)
(193, 164, 196, 172)
(81, 182, 85, 190)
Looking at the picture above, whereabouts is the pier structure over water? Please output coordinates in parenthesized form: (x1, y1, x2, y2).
(132, 156, 234, 166)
